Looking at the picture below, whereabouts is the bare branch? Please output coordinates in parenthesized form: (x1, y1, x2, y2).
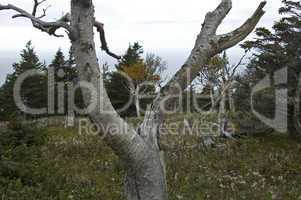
(161, 0, 266, 97)
(94, 20, 121, 60)
(32, 0, 47, 17)
(0, 3, 72, 37)
(216, 1, 267, 51)
(202, 0, 232, 35)
(229, 53, 247, 78)
(37, 5, 51, 19)
(202, 80, 233, 110)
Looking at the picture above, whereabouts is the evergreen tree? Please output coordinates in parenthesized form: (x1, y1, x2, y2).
(49, 49, 66, 114)
(50, 49, 65, 81)
(0, 41, 47, 120)
(48, 48, 83, 115)
(65, 47, 85, 112)
(65, 47, 79, 83)
(106, 43, 144, 116)
(117, 42, 144, 69)
(0, 74, 17, 120)
(239, 0, 301, 134)
(106, 43, 166, 117)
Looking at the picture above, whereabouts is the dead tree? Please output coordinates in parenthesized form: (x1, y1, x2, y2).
(0, 0, 266, 199)
(197, 56, 224, 112)
(218, 53, 247, 137)
(197, 52, 246, 137)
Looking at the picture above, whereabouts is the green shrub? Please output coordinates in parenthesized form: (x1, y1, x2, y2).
(0, 123, 46, 148)
(0, 124, 47, 191)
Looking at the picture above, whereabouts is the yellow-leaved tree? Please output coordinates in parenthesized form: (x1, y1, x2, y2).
(107, 43, 166, 117)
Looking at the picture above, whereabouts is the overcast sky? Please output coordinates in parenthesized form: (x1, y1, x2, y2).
(0, 0, 282, 85)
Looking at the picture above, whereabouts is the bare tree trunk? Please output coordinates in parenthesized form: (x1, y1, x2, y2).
(219, 91, 226, 136)
(135, 94, 141, 118)
(70, 1, 167, 200)
(228, 88, 235, 113)
(0, 0, 266, 199)
(210, 87, 216, 112)
(69, 0, 266, 195)
(218, 86, 235, 138)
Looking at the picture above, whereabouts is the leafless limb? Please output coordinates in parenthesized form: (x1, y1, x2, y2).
(229, 53, 247, 78)
(32, 0, 46, 16)
(94, 20, 121, 60)
(216, 1, 267, 51)
(200, 79, 233, 110)
(37, 5, 51, 19)
(161, 0, 266, 95)
(0, 3, 72, 37)
(0, 2, 120, 58)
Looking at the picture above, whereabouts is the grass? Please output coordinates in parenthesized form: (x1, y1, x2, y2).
(165, 134, 301, 199)
(1, 125, 301, 200)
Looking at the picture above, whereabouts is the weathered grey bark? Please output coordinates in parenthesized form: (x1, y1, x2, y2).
(219, 91, 226, 135)
(210, 86, 216, 112)
(217, 81, 234, 137)
(69, 1, 167, 200)
(228, 87, 235, 113)
(0, 0, 266, 199)
(161, 0, 266, 97)
(135, 94, 142, 118)
(0, 3, 72, 37)
(129, 86, 142, 118)
(218, 92, 235, 138)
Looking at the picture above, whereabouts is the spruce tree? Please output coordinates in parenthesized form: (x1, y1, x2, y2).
(106, 42, 165, 117)
(0, 41, 47, 120)
(106, 43, 145, 116)
(0, 75, 17, 120)
(239, 0, 301, 134)
(49, 48, 83, 115)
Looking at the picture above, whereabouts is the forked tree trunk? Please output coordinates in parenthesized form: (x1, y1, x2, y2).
(68, 0, 265, 199)
(0, 0, 266, 199)
(70, 1, 167, 199)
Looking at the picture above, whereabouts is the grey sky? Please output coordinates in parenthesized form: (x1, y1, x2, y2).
(0, 0, 282, 85)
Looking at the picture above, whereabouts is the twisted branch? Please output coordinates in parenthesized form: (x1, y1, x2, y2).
(0, 3, 72, 37)
(94, 20, 121, 60)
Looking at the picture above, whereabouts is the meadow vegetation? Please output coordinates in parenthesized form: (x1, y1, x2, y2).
(1, 117, 300, 200)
